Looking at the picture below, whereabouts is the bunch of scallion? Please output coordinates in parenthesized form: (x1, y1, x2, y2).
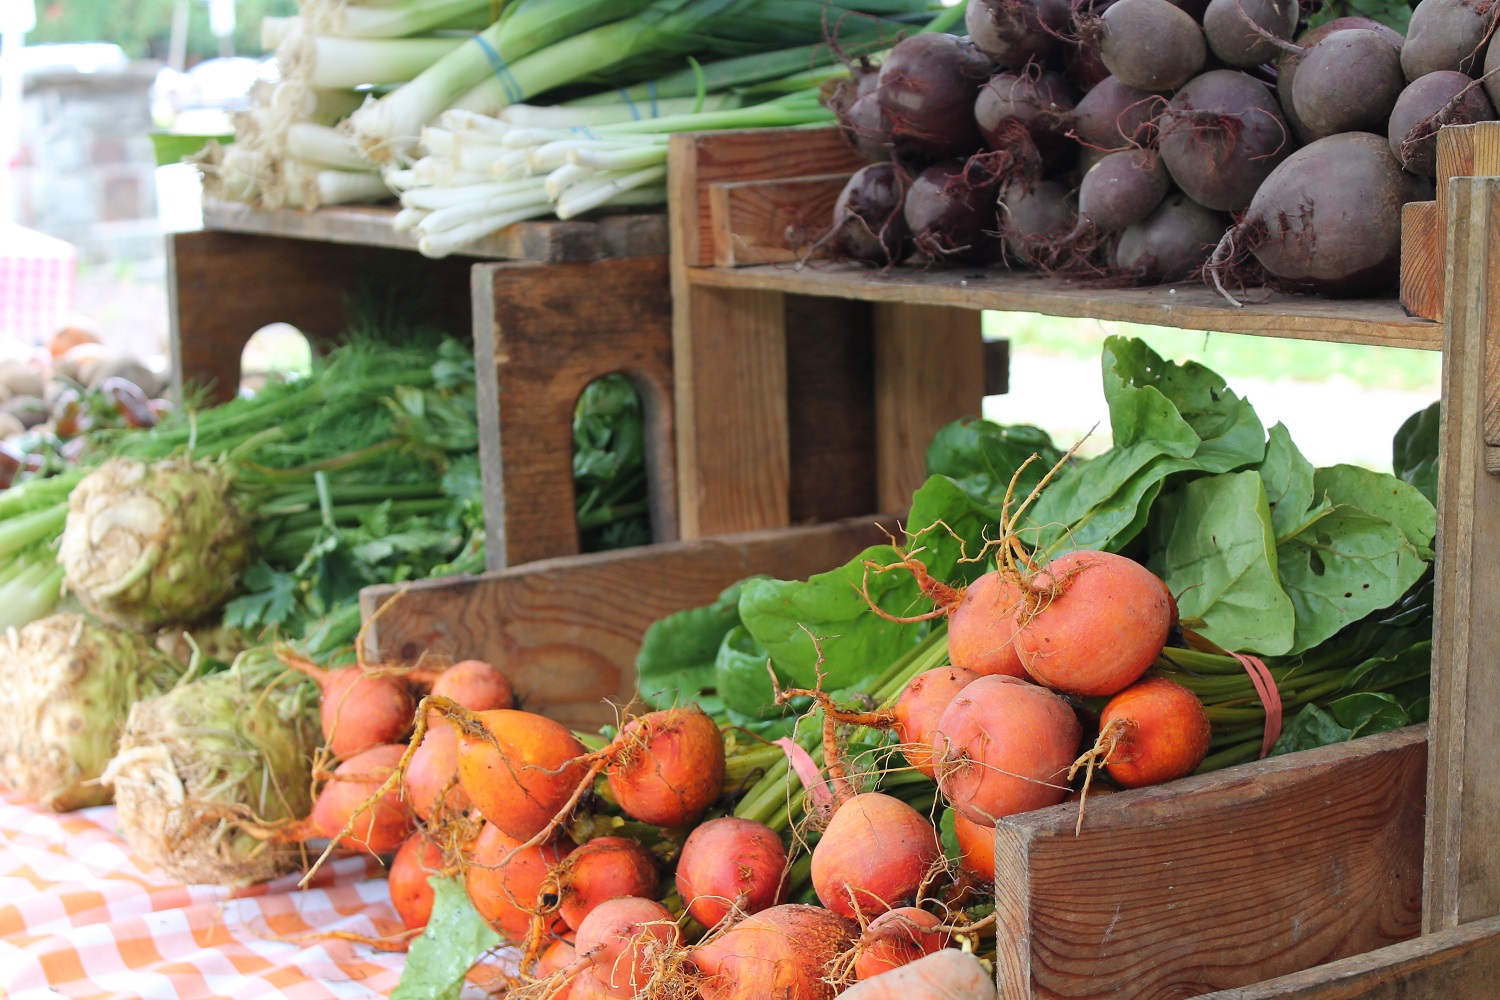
(385, 3, 961, 256)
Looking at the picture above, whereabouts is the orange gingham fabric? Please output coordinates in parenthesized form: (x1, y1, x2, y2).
(0, 786, 415, 999)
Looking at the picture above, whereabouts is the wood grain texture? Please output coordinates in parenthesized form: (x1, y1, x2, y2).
(668, 129, 867, 268)
(359, 517, 889, 728)
(1425, 176, 1500, 931)
(874, 303, 986, 512)
(709, 174, 853, 267)
(1400, 201, 1441, 321)
(202, 198, 668, 262)
(994, 727, 1427, 1000)
(686, 264, 1436, 350)
(785, 295, 878, 523)
(1195, 914, 1500, 999)
(168, 230, 471, 402)
(472, 257, 675, 570)
(1434, 125, 1477, 321)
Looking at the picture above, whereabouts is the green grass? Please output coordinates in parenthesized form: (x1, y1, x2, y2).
(982, 312, 1443, 393)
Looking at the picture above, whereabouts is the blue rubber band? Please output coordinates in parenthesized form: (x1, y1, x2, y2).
(615, 88, 642, 121)
(647, 80, 659, 119)
(569, 125, 600, 140)
(471, 35, 523, 104)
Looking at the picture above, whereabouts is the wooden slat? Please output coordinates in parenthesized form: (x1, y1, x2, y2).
(668, 129, 867, 268)
(709, 173, 853, 267)
(201, 198, 668, 262)
(994, 726, 1427, 1000)
(359, 517, 889, 729)
(1425, 175, 1500, 931)
(1400, 201, 1441, 321)
(1196, 914, 1500, 999)
(874, 303, 986, 512)
(686, 264, 1437, 351)
(985, 338, 1011, 396)
(472, 257, 675, 570)
(167, 230, 471, 402)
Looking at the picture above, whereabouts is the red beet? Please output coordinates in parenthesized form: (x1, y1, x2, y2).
(830, 163, 912, 266)
(1156, 70, 1292, 213)
(876, 33, 992, 162)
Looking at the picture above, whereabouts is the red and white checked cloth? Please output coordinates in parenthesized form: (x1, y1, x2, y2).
(0, 223, 76, 347)
(0, 786, 414, 1000)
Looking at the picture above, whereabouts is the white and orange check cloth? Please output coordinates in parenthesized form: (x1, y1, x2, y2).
(0, 786, 412, 999)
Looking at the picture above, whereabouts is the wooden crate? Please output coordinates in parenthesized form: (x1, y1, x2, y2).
(168, 202, 672, 572)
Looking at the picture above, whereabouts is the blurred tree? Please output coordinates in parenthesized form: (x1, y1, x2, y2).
(27, 0, 297, 62)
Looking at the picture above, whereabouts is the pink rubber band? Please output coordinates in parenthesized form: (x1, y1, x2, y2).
(774, 738, 835, 818)
(1230, 652, 1282, 758)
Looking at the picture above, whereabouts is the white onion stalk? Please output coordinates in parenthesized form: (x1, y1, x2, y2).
(420, 186, 559, 234)
(569, 143, 668, 172)
(294, 36, 469, 90)
(440, 108, 512, 136)
(286, 122, 372, 172)
(261, 16, 301, 50)
(418, 202, 553, 258)
(392, 207, 430, 231)
(282, 161, 391, 209)
(321, 0, 494, 39)
(555, 165, 667, 220)
(400, 177, 545, 211)
(544, 162, 595, 201)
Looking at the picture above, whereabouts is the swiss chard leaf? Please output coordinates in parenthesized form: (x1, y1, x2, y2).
(1314, 465, 1436, 558)
(1258, 423, 1327, 542)
(634, 581, 748, 713)
(1392, 401, 1440, 506)
(391, 876, 501, 1000)
(715, 625, 793, 720)
(924, 419, 1063, 512)
(1269, 704, 1351, 755)
(1327, 692, 1410, 738)
(1147, 471, 1297, 654)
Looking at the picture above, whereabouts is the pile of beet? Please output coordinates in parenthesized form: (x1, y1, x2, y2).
(826, 0, 1490, 299)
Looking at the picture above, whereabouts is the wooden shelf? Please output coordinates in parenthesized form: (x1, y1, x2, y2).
(686, 262, 1440, 351)
(201, 198, 668, 263)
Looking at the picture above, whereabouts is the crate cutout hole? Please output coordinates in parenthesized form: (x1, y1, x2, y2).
(573, 373, 653, 553)
(239, 323, 312, 394)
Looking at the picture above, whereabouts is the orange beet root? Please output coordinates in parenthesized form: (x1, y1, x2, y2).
(691, 904, 857, 1000)
(948, 570, 1028, 677)
(1015, 550, 1172, 697)
(853, 906, 950, 980)
(556, 836, 660, 931)
(893, 665, 981, 778)
(935, 674, 1081, 825)
(606, 707, 726, 828)
(317, 668, 415, 759)
(675, 817, 789, 928)
(310, 743, 412, 854)
(810, 792, 942, 920)
(390, 835, 444, 931)
(432, 660, 515, 712)
(1100, 676, 1211, 788)
(575, 896, 678, 998)
(455, 709, 588, 842)
(951, 811, 996, 883)
(464, 821, 572, 942)
(405, 726, 471, 822)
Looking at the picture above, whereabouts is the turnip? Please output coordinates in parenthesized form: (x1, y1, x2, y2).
(307, 743, 413, 854)
(967, 0, 1073, 67)
(852, 907, 951, 980)
(904, 160, 1003, 265)
(975, 69, 1077, 166)
(1389, 70, 1497, 175)
(554, 836, 660, 931)
(1114, 192, 1229, 283)
(1092, 677, 1211, 787)
(690, 904, 858, 1000)
(934, 674, 1081, 825)
(605, 706, 726, 828)
(466, 821, 573, 941)
(811, 791, 944, 919)
(1070, 149, 1170, 238)
(1203, 0, 1298, 68)
(999, 180, 1078, 268)
(1156, 70, 1292, 213)
(876, 34, 992, 162)
(893, 666, 982, 778)
(390, 834, 444, 931)
(1097, 0, 1207, 91)
(1403, 0, 1494, 80)
(1290, 29, 1405, 139)
(1208, 131, 1431, 300)
(676, 817, 789, 928)
(829, 163, 912, 267)
(1278, 18, 1405, 143)
(1013, 550, 1174, 696)
(1070, 76, 1160, 153)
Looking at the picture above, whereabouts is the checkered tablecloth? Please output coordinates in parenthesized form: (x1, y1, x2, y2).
(0, 787, 412, 1000)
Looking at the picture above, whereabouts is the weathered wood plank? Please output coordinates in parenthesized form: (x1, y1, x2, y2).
(201, 198, 668, 262)
(359, 517, 889, 728)
(1400, 201, 1441, 321)
(472, 256, 675, 570)
(874, 303, 987, 512)
(686, 263, 1435, 350)
(995, 727, 1427, 1000)
(668, 129, 867, 268)
(709, 173, 852, 267)
(1425, 175, 1500, 931)
(1195, 914, 1500, 999)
